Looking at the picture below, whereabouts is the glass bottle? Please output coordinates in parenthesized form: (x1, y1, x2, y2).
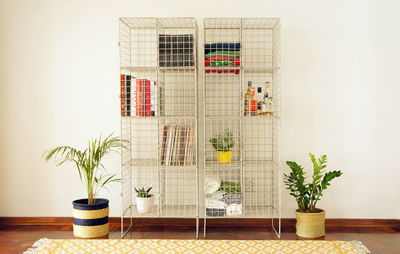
(244, 81, 254, 116)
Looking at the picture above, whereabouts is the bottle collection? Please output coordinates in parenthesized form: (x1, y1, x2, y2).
(243, 81, 273, 116)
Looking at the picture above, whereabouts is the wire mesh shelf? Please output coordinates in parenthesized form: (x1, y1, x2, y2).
(203, 18, 281, 237)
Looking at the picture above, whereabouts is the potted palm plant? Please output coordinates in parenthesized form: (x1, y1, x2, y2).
(134, 187, 154, 213)
(210, 128, 235, 163)
(44, 133, 126, 238)
(283, 153, 343, 238)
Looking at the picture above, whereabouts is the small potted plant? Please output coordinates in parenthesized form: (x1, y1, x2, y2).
(283, 153, 343, 238)
(44, 133, 126, 238)
(210, 128, 235, 163)
(134, 187, 154, 213)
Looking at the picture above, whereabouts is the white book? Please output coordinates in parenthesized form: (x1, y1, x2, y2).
(165, 125, 173, 166)
(130, 77, 136, 116)
(172, 126, 180, 165)
(150, 81, 155, 116)
(184, 126, 189, 165)
(154, 81, 157, 116)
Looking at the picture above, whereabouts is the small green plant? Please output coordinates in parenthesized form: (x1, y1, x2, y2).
(134, 187, 153, 198)
(210, 128, 235, 152)
(283, 153, 343, 213)
(44, 133, 127, 205)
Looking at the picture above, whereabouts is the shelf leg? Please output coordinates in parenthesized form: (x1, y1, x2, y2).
(203, 218, 207, 238)
(196, 218, 199, 239)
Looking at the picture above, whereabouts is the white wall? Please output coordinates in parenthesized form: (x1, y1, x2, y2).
(1, 0, 399, 218)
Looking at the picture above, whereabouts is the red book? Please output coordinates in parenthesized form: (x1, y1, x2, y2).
(145, 80, 151, 116)
(120, 74, 125, 116)
(135, 79, 143, 116)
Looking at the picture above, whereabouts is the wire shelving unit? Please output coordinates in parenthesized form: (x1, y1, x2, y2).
(203, 18, 281, 237)
(119, 17, 199, 238)
(119, 17, 281, 239)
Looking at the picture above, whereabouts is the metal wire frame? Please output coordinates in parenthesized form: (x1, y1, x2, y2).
(119, 17, 281, 239)
(119, 17, 199, 238)
(203, 18, 281, 238)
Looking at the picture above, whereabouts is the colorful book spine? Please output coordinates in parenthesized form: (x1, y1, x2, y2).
(136, 79, 143, 116)
(142, 79, 146, 116)
(145, 80, 151, 117)
(120, 74, 125, 116)
(126, 75, 131, 116)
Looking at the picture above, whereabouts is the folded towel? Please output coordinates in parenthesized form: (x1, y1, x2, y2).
(205, 69, 240, 74)
(206, 198, 228, 209)
(204, 60, 241, 67)
(222, 193, 242, 204)
(226, 204, 242, 216)
(206, 208, 225, 217)
(219, 181, 241, 193)
(205, 51, 241, 59)
(206, 191, 226, 201)
(204, 176, 221, 194)
(205, 43, 241, 54)
(206, 56, 241, 62)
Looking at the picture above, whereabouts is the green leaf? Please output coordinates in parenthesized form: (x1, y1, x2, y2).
(44, 133, 126, 201)
(284, 154, 343, 212)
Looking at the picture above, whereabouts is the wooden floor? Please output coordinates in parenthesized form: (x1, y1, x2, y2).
(0, 225, 399, 254)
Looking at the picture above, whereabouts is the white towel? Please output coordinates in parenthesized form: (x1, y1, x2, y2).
(206, 191, 226, 201)
(206, 199, 228, 209)
(226, 204, 242, 216)
(204, 176, 221, 194)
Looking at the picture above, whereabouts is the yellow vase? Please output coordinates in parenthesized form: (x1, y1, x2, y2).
(296, 210, 326, 238)
(217, 151, 232, 163)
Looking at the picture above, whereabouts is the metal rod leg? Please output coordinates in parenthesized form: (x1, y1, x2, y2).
(203, 218, 207, 238)
(196, 218, 199, 239)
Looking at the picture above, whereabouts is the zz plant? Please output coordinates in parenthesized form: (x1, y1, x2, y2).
(134, 187, 153, 198)
(283, 153, 343, 213)
(210, 128, 235, 151)
(44, 133, 127, 205)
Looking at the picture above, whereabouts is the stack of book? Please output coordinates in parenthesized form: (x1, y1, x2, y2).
(159, 34, 194, 67)
(160, 125, 195, 166)
(120, 74, 157, 117)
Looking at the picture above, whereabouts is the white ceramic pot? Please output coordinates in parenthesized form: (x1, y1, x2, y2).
(136, 196, 154, 213)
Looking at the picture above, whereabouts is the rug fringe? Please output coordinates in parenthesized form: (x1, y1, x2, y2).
(350, 240, 371, 254)
(23, 238, 51, 254)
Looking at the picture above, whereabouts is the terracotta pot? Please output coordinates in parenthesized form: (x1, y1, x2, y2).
(295, 209, 326, 238)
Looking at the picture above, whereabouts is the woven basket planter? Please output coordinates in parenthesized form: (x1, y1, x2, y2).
(72, 198, 109, 238)
(296, 209, 326, 238)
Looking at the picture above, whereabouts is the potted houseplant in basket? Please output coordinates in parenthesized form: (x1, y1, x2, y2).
(134, 187, 154, 213)
(44, 133, 126, 238)
(283, 153, 343, 238)
(210, 128, 235, 163)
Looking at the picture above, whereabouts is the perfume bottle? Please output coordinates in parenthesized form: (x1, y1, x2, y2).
(260, 96, 273, 116)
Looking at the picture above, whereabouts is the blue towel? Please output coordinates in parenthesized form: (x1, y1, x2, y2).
(204, 43, 240, 54)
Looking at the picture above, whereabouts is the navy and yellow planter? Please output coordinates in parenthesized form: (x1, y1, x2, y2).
(72, 198, 109, 238)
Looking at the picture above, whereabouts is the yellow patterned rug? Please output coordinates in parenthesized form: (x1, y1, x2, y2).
(24, 238, 371, 254)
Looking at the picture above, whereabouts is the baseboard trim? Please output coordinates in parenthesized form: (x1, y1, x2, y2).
(1, 217, 399, 229)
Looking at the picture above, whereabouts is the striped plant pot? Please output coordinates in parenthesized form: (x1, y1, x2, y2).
(72, 198, 109, 238)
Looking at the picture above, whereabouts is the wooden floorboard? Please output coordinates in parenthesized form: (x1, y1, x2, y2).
(0, 225, 399, 254)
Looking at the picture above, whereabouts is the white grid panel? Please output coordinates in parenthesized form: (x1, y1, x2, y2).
(203, 18, 281, 236)
(119, 17, 198, 237)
